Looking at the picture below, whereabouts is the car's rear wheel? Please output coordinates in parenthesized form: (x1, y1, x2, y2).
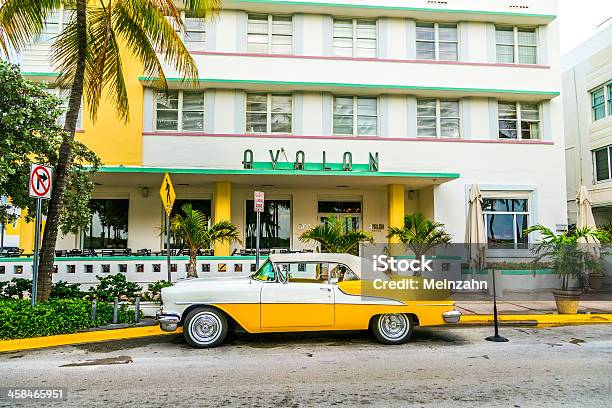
(183, 307, 228, 348)
(371, 313, 413, 345)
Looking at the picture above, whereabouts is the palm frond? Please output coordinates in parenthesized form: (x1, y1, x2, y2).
(0, 0, 61, 54)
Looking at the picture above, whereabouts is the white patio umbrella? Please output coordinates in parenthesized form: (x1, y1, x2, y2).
(466, 184, 487, 270)
(576, 185, 599, 254)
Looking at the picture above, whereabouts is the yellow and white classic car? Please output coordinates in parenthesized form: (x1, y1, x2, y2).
(157, 253, 461, 348)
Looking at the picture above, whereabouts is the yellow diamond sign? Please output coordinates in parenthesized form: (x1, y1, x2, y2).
(160, 173, 176, 216)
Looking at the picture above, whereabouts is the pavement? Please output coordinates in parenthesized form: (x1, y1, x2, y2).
(0, 325, 611, 407)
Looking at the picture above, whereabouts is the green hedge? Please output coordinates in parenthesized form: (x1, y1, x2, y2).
(0, 299, 135, 340)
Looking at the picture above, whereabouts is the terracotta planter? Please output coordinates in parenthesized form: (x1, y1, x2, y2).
(589, 273, 604, 291)
(552, 289, 581, 314)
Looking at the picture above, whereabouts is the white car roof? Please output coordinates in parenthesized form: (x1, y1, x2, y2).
(268, 253, 364, 277)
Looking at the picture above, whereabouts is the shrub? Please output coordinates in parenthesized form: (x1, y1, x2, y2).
(141, 280, 172, 302)
(0, 278, 33, 299)
(0, 299, 134, 340)
(50, 281, 85, 299)
(86, 274, 142, 302)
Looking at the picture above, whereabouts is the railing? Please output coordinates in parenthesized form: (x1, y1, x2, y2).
(0, 255, 261, 288)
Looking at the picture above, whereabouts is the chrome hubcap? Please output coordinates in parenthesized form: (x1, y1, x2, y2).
(379, 314, 408, 340)
(189, 312, 222, 344)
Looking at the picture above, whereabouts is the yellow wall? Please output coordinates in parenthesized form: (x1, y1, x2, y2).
(75, 50, 144, 166)
(213, 182, 232, 256)
(418, 186, 435, 220)
(387, 184, 405, 245)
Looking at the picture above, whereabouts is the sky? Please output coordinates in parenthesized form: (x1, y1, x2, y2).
(558, 0, 612, 55)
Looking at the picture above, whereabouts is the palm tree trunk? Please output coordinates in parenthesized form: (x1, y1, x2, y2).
(187, 249, 198, 278)
(36, 0, 87, 301)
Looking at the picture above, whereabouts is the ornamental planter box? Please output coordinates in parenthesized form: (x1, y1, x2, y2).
(461, 268, 560, 295)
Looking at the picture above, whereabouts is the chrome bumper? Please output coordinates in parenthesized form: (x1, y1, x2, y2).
(442, 310, 462, 324)
(156, 312, 180, 332)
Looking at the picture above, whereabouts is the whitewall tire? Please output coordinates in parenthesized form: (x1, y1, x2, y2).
(372, 313, 413, 345)
(183, 307, 228, 348)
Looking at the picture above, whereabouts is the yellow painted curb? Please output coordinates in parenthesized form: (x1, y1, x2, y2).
(0, 326, 183, 353)
(459, 313, 612, 326)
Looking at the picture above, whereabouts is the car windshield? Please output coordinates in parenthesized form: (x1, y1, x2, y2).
(251, 260, 276, 282)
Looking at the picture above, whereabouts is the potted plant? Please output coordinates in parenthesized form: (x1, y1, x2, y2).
(386, 213, 452, 277)
(170, 203, 240, 278)
(525, 225, 609, 314)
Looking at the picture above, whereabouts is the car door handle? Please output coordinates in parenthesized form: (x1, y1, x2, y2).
(320, 287, 331, 292)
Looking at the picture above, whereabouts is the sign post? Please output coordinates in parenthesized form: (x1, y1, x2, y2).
(254, 191, 264, 270)
(160, 173, 176, 283)
(28, 164, 53, 306)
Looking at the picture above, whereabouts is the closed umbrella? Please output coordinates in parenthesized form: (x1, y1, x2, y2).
(466, 184, 487, 270)
(576, 186, 599, 288)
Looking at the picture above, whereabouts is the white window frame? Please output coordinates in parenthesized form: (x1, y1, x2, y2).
(332, 96, 379, 136)
(497, 101, 541, 140)
(154, 90, 206, 132)
(415, 22, 458, 61)
(590, 80, 612, 122)
(482, 197, 530, 249)
(593, 146, 612, 183)
(245, 93, 293, 134)
(416, 98, 461, 138)
(495, 26, 538, 65)
(40, 7, 73, 42)
(247, 14, 293, 54)
(332, 18, 378, 58)
(46, 87, 83, 129)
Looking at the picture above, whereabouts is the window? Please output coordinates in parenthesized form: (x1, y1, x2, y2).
(84, 199, 129, 249)
(592, 87, 605, 121)
(247, 14, 293, 54)
(498, 102, 540, 140)
(333, 96, 377, 136)
(245, 199, 291, 250)
(482, 198, 529, 249)
(333, 18, 377, 58)
(417, 99, 460, 138)
(608, 84, 612, 116)
(276, 262, 358, 284)
(496, 26, 538, 64)
(155, 90, 205, 131)
(318, 201, 362, 231)
(44, 88, 83, 128)
(39, 8, 73, 42)
(246, 93, 292, 134)
(593, 146, 612, 182)
(184, 12, 206, 50)
(416, 23, 458, 61)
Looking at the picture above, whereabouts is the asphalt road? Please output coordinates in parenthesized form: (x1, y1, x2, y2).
(1, 325, 611, 407)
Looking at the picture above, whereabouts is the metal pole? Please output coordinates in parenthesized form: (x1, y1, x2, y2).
(255, 211, 261, 270)
(166, 212, 171, 283)
(1, 219, 4, 253)
(485, 268, 508, 342)
(134, 297, 140, 323)
(31, 198, 42, 306)
(112, 297, 118, 324)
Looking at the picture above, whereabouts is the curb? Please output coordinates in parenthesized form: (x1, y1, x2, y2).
(0, 325, 183, 353)
(458, 313, 612, 326)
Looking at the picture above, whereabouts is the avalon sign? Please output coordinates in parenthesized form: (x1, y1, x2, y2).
(242, 149, 379, 172)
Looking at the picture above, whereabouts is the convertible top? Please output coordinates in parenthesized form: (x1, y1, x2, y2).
(268, 253, 365, 278)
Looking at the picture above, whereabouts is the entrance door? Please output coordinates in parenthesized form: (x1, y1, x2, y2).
(260, 262, 334, 329)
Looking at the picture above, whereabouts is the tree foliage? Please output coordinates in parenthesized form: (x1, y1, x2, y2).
(170, 203, 240, 278)
(299, 215, 374, 256)
(0, 60, 100, 232)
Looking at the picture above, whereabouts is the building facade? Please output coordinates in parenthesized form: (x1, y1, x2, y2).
(5, 0, 566, 260)
(563, 24, 612, 226)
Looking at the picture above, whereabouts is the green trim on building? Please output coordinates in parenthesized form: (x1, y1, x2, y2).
(460, 268, 555, 276)
(228, 0, 556, 19)
(96, 165, 460, 179)
(0, 255, 264, 263)
(21, 72, 60, 77)
(139, 76, 560, 97)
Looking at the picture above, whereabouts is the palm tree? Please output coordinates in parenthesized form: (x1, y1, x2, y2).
(387, 213, 452, 275)
(170, 203, 239, 278)
(525, 225, 609, 292)
(0, 0, 220, 300)
(299, 215, 373, 256)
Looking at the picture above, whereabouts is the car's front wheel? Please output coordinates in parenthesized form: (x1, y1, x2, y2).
(183, 307, 228, 348)
(371, 313, 413, 345)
